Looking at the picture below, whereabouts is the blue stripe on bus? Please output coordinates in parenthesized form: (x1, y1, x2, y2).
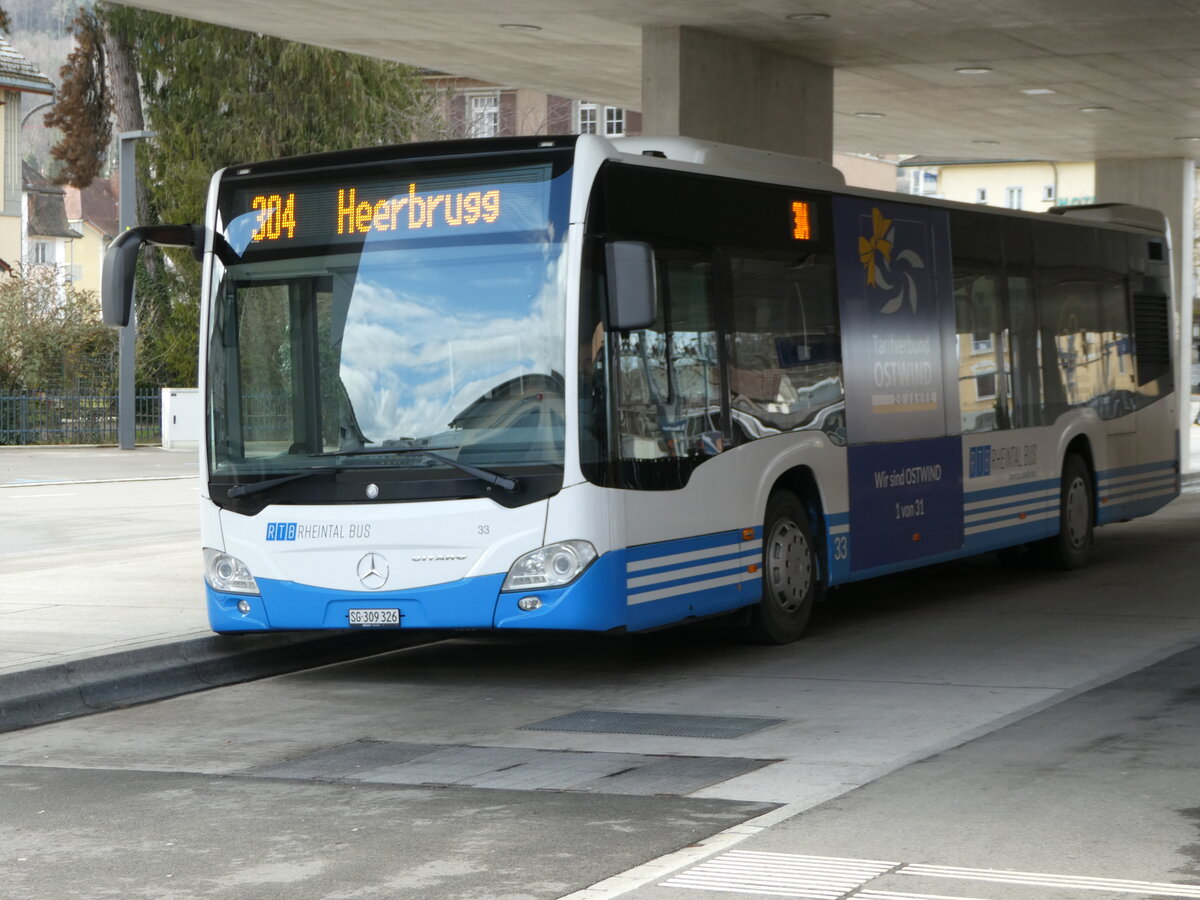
(965, 504, 1059, 531)
(826, 510, 850, 527)
(1096, 458, 1179, 526)
(963, 477, 1057, 504)
(1099, 480, 1176, 501)
(625, 529, 742, 564)
(629, 547, 755, 580)
(622, 529, 763, 627)
(1101, 479, 1178, 500)
(1098, 492, 1178, 526)
(963, 517, 1057, 553)
(965, 494, 1052, 517)
(1097, 459, 1176, 481)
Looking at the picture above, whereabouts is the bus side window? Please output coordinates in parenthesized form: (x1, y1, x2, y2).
(1006, 273, 1044, 428)
(1097, 231, 1136, 415)
(1034, 221, 1114, 418)
(954, 269, 1009, 433)
(726, 251, 841, 441)
(949, 209, 1009, 434)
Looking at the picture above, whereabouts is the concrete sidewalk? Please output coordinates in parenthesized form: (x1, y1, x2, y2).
(0, 445, 204, 676)
(0, 444, 202, 486)
(0, 445, 420, 732)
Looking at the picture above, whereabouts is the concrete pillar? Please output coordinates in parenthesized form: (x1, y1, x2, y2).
(642, 26, 833, 162)
(1095, 158, 1195, 468)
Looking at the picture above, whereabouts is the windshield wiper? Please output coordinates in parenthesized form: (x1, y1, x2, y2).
(316, 447, 520, 494)
(226, 469, 333, 499)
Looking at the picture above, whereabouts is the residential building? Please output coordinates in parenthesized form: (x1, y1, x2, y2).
(422, 74, 898, 191)
(420, 74, 642, 141)
(897, 157, 1096, 211)
(22, 161, 81, 286)
(0, 35, 54, 273)
(63, 175, 119, 297)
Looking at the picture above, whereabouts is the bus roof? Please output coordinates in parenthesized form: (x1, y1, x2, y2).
(611, 136, 845, 189)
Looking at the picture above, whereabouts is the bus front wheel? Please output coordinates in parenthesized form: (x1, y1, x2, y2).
(1036, 453, 1094, 571)
(745, 491, 821, 644)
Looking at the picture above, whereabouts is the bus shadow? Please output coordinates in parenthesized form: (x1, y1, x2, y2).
(325, 522, 1174, 689)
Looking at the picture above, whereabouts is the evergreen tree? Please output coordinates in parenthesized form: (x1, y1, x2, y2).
(44, 4, 431, 386)
(106, 6, 429, 227)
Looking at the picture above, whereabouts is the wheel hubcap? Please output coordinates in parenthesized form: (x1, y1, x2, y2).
(766, 518, 812, 613)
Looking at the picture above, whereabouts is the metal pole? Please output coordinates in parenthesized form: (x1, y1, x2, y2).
(116, 130, 153, 450)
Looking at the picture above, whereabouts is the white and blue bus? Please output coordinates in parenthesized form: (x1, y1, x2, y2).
(104, 134, 1179, 643)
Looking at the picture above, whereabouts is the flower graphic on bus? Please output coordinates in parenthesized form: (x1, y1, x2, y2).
(859, 207, 893, 287)
(859, 206, 925, 315)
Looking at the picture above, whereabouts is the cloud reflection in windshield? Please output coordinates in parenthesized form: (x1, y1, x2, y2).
(338, 243, 567, 444)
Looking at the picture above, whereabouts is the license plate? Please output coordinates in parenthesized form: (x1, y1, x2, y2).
(348, 608, 401, 627)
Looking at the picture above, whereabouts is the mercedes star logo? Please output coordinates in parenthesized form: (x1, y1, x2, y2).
(356, 552, 389, 590)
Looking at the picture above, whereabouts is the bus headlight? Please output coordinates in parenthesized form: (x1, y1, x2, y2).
(503, 540, 597, 590)
(203, 548, 260, 595)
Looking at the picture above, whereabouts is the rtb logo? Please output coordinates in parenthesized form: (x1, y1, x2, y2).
(968, 445, 991, 479)
(266, 522, 298, 541)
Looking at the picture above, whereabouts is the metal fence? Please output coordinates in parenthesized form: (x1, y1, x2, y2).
(0, 392, 162, 446)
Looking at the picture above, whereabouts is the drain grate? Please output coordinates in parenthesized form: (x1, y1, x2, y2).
(521, 709, 784, 739)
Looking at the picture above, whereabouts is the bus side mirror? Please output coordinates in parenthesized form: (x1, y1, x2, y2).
(606, 241, 657, 331)
(102, 224, 206, 327)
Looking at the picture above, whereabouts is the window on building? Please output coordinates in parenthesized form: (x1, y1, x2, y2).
(31, 240, 50, 265)
(578, 102, 626, 137)
(975, 187, 987, 204)
(605, 106, 625, 136)
(1006, 186, 1024, 209)
(972, 329, 994, 355)
(1043, 184, 1056, 203)
(578, 103, 598, 134)
(468, 93, 500, 138)
(975, 369, 997, 401)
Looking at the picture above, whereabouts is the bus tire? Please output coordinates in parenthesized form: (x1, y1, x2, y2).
(1036, 453, 1094, 571)
(745, 491, 820, 644)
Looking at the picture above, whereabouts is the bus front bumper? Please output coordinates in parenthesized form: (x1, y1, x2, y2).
(206, 554, 628, 634)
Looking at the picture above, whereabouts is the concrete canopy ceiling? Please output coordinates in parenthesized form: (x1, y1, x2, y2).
(114, 0, 1200, 161)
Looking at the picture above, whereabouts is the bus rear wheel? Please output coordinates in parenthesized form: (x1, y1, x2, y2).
(1035, 453, 1094, 571)
(745, 491, 821, 644)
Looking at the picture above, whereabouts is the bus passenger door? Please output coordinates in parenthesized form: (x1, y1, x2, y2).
(612, 246, 745, 629)
(833, 198, 963, 574)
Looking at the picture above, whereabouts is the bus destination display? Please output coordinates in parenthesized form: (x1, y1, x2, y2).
(223, 164, 555, 255)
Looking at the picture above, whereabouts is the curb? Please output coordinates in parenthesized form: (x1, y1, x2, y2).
(0, 630, 431, 734)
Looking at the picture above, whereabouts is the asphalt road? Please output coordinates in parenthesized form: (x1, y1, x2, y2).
(1, 491, 1199, 899)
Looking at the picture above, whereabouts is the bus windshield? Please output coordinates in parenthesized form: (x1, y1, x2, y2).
(206, 155, 571, 497)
